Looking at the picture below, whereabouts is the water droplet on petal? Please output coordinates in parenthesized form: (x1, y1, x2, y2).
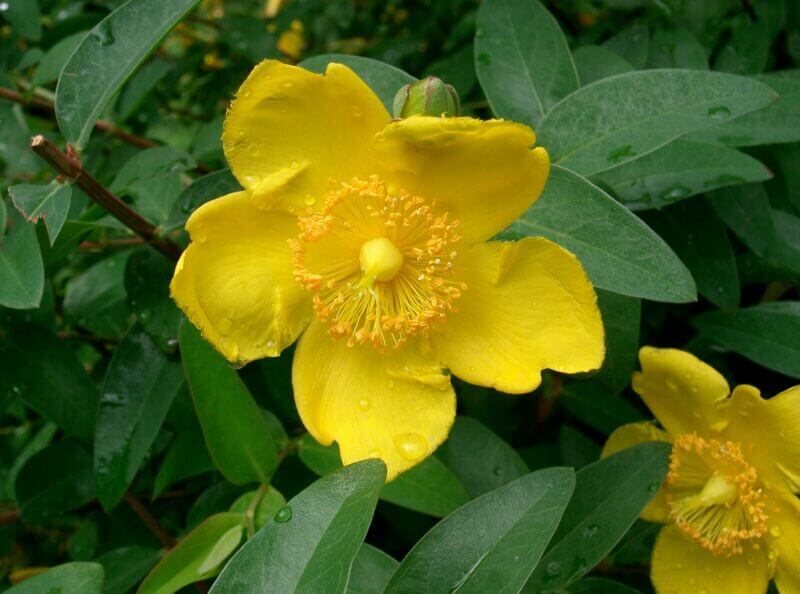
(771, 526, 782, 537)
(357, 398, 371, 411)
(304, 194, 316, 206)
(394, 432, 428, 461)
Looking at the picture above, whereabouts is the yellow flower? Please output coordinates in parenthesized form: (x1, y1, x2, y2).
(277, 20, 305, 61)
(602, 347, 800, 594)
(171, 60, 605, 480)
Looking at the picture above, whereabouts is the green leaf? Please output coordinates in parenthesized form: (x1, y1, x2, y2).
(537, 69, 777, 176)
(567, 577, 641, 593)
(693, 301, 800, 378)
(63, 251, 132, 339)
(55, 0, 202, 148)
(475, 0, 578, 128)
(166, 168, 241, 231)
(445, 416, 528, 498)
(10, 183, 72, 245)
(210, 460, 386, 594)
(769, 209, 800, 274)
(645, 197, 740, 309)
(95, 324, 184, 509)
(16, 440, 96, 523)
(522, 442, 671, 592)
(602, 24, 649, 69)
(689, 73, 800, 146)
(347, 544, 398, 594)
(153, 419, 215, 498)
(0, 325, 98, 441)
(179, 320, 277, 484)
(6, 423, 57, 503)
(0, 217, 44, 310)
(593, 139, 771, 210)
(300, 54, 415, 112)
(5, 563, 103, 594)
(559, 425, 600, 469)
(385, 468, 575, 594)
(573, 46, 633, 86)
(646, 26, 708, 70)
(298, 434, 468, 518)
(560, 382, 643, 435)
(229, 487, 287, 532)
(0, 0, 41, 41)
(117, 59, 174, 122)
(97, 547, 159, 594)
(707, 183, 774, 258)
(125, 249, 182, 351)
(505, 166, 696, 303)
(593, 291, 641, 395)
(31, 31, 87, 87)
(139, 513, 245, 594)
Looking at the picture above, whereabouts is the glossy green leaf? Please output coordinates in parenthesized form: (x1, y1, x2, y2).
(505, 166, 696, 303)
(708, 183, 774, 258)
(63, 251, 132, 338)
(593, 291, 641, 395)
(0, 218, 44, 310)
(594, 139, 771, 210)
(1, 0, 41, 41)
(95, 324, 184, 509)
(210, 460, 386, 594)
(298, 434, 468, 518)
(125, 249, 181, 351)
(475, 0, 578, 128)
(385, 468, 575, 594)
(300, 54, 415, 111)
(537, 69, 777, 176)
(31, 31, 87, 87)
(689, 73, 800, 146)
(6, 563, 103, 594)
(0, 325, 98, 441)
(560, 382, 643, 435)
(445, 416, 528, 498)
(16, 440, 96, 523)
(347, 544, 399, 594)
(139, 513, 245, 594)
(179, 320, 277, 485)
(693, 301, 800, 378)
(10, 183, 72, 245)
(522, 442, 671, 592)
(55, 0, 202, 148)
(96, 547, 160, 594)
(573, 46, 633, 86)
(645, 197, 740, 309)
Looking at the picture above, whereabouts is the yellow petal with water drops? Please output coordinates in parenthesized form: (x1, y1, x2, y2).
(170, 191, 312, 365)
(723, 384, 800, 493)
(632, 347, 730, 436)
(764, 489, 800, 594)
(602, 421, 673, 523)
(292, 320, 456, 481)
(651, 525, 771, 594)
(222, 60, 389, 212)
(373, 116, 550, 245)
(429, 237, 604, 394)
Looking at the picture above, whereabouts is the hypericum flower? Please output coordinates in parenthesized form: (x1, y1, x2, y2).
(171, 60, 604, 479)
(602, 347, 800, 594)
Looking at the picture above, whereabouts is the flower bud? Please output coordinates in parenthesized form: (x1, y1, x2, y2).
(392, 77, 460, 118)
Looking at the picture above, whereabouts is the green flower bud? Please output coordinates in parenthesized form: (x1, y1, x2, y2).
(392, 77, 460, 118)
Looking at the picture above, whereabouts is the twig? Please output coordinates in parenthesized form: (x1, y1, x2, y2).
(0, 510, 19, 526)
(30, 135, 182, 262)
(56, 330, 119, 346)
(1, 87, 156, 149)
(123, 492, 176, 549)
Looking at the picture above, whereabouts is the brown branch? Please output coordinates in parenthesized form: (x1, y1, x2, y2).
(1, 87, 157, 149)
(0, 510, 19, 526)
(30, 135, 182, 262)
(124, 492, 176, 549)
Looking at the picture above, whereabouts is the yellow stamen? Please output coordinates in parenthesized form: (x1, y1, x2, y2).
(290, 176, 464, 348)
(666, 433, 768, 557)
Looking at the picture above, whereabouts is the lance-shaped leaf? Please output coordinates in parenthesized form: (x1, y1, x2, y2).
(10, 183, 72, 245)
(0, 217, 44, 310)
(5, 563, 103, 594)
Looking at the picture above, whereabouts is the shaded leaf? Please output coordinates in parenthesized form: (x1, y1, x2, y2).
(6, 563, 103, 594)
(0, 217, 43, 310)
(10, 182, 72, 244)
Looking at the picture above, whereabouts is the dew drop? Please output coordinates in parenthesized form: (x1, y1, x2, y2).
(368, 448, 382, 459)
(92, 21, 115, 46)
(0, 2, 9, 11)
(770, 526, 782, 537)
(357, 398, 371, 412)
(544, 561, 561, 579)
(386, 379, 395, 390)
(493, 466, 502, 476)
(304, 194, 316, 206)
(582, 524, 600, 539)
(351, 105, 363, 118)
(274, 505, 292, 523)
(394, 432, 428, 461)
(707, 106, 731, 119)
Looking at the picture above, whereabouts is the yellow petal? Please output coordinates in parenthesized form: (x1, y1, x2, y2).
(170, 191, 311, 365)
(430, 238, 604, 394)
(373, 116, 550, 244)
(292, 320, 456, 481)
(632, 347, 730, 436)
(601, 422, 673, 523)
(222, 60, 389, 211)
(651, 525, 771, 594)
(765, 489, 800, 594)
(723, 384, 800, 493)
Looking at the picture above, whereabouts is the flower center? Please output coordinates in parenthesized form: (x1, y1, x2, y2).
(290, 176, 464, 348)
(665, 433, 768, 557)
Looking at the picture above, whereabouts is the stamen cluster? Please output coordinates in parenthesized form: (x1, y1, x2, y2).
(290, 176, 465, 348)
